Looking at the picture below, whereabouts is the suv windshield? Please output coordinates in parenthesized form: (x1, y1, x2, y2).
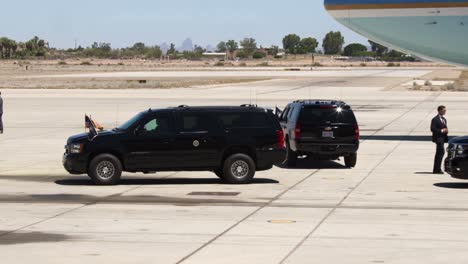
(299, 107, 356, 124)
(116, 112, 144, 130)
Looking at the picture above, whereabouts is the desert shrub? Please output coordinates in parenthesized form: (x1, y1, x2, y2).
(236, 51, 247, 59)
(387, 62, 400, 67)
(80, 61, 92, 65)
(57, 61, 67, 65)
(253, 51, 267, 59)
(215, 61, 224, 67)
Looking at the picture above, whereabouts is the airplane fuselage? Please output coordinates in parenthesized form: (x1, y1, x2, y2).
(325, 0, 468, 66)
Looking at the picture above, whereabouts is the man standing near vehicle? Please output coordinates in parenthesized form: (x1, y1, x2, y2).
(431, 105, 449, 174)
(0, 91, 3, 134)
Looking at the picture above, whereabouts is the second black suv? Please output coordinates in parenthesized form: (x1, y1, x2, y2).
(279, 100, 360, 167)
(63, 105, 286, 185)
(445, 137, 468, 179)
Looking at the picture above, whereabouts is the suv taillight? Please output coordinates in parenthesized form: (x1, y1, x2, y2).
(277, 130, 285, 148)
(354, 124, 360, 140)
(294, 122, 302, 139)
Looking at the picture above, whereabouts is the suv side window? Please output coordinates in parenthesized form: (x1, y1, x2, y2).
(179, 112, 218, 133)
(251, 113, 273, 128)
(280, 106, 290, 121)
(287, 106, 295, 120)
(218, 112, 272, 128)
(219, 113, 245, 128)
(140, 114, 171, 135)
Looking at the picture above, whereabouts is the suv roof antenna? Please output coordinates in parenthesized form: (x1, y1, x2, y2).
(115, 104, 119, 128)
(255, 86, 258, 106)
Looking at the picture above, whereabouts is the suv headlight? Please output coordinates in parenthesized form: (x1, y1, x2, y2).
(453, 144, 465, 156)
(69, 143, 83, 154)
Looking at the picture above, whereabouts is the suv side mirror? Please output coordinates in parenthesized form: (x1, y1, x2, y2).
(134, 127, 144, 136)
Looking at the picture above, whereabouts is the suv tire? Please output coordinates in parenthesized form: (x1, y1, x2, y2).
(285, 140, 297, 167)
(223, 154, 255, 184)
(345, 153, 357, 168)
(88, 154, 122, 185)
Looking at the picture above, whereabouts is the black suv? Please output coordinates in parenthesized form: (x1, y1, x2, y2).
(445, 137, 468, 179)
(279, 100, 359, 167)
(63, 105, 286, 185)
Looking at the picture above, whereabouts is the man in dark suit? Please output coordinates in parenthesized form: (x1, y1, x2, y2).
(431, 105, 449, 174)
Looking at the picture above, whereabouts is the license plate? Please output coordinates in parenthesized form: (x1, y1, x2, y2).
(322, 131, 334, 138)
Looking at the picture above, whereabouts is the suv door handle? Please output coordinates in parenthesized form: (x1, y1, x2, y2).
(161, 138, 175, 144)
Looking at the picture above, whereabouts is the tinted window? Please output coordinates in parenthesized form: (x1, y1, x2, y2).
(140, 115, 170, 135)
(180, 113, 218, 132)
(218, 113, 272, 128)
(280, 107, 290, 120)
(299, 107, 356, 124)
(287, 106, 295, 119)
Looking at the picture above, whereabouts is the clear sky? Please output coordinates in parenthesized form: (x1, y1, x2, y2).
(1, 0, 367, 49)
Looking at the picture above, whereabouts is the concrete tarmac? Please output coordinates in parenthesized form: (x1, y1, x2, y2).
(1, 68, 468, 263)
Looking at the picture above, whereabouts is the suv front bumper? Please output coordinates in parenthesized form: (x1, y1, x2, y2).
(445, 156, 468, 179)
(63, 153, 88, 175)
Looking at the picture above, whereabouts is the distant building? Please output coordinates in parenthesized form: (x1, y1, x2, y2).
(202, 52, 227, 59)
(179, 38, 194, 52)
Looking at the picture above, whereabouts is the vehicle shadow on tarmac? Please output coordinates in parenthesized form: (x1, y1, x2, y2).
(55, 177, 279, 186)
(279, 160, 348, 170)
(0, 231, 70, 245)
(362, 135, 432, 142)
(433, 182, 468, 189)
(362, 135, 457, 142)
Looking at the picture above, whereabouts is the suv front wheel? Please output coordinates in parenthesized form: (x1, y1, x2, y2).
(88, 154, 122, 185)
(285, 140, 297, 167)
(223, 154, 255, 184)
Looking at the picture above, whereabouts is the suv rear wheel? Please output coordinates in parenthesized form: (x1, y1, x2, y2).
(88, 154, 122, 185)
(223, 154, 255, 184)
(285, 140, 297, 167)
(344, 153, 357, 168)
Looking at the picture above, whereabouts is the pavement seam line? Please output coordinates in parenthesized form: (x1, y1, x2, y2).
(258, 69, 399, 95)
(279, 91, 442, 264)
(175, 169, 321, 264)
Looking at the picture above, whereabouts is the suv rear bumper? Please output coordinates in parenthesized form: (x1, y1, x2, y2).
(257, 148, 286, 169)
(63, 153, 88, 175)
(294, 142, 359, 156)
